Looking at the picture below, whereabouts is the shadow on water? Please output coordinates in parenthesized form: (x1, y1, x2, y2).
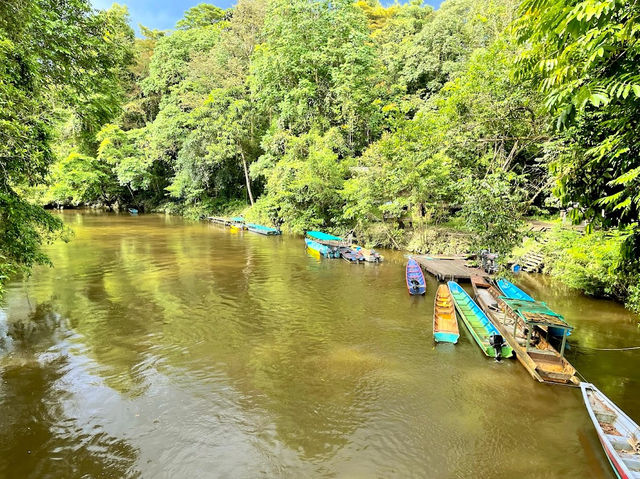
(0, 301, 140, 478)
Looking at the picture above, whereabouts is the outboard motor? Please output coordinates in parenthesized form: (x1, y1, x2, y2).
(489, 333, 505, 361)
(410, 279, 421, 294)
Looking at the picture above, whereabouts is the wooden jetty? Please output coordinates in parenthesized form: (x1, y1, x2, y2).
(413, 255, 486, 281)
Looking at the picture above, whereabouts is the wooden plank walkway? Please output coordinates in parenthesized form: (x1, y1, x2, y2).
(413, 255, 486, 282)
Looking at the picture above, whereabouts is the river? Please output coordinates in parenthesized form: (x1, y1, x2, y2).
(1, 212, 638, 478)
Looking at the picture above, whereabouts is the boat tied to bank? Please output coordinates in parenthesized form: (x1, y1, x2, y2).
(433, 284, 459, 343)
(246, 223, 281, 236)
(581, 382, 640, 478)
(448, 281, 513, 359)
(471, 276, 579, 385)
(497, 278, 571, 338)
(406, 259, 426, 295)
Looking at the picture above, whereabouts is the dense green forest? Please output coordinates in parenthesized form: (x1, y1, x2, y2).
(1, 0, 639, 312)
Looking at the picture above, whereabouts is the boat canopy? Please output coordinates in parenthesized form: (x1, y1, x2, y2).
(306, 231, 342, 241)
(501, 298, 573, 331)
(231, 216, 245, 222)
(246, 223, 278, 233)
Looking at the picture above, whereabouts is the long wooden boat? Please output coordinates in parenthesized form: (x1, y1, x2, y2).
(246, 223, 281, 236)
(496, 278, 534, 301)
(406, 259, 426, 295)
(433, 284, 459, 343)
(581, 382, 640, 478)
(305, 238, 340, 258)
(339, 247, 365, 263)
(497, 278, 571, 338)
(448, 281, 513, 359)
(471, 276, 579, 385)
(353, 245, 382, 263)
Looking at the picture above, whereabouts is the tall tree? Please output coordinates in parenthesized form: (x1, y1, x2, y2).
(0, 0, 134, 292)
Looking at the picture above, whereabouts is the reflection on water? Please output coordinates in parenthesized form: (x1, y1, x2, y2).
(0, 211, 638, 477)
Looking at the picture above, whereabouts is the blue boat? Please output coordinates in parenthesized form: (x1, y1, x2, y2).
(448, 281, 513, 359)
(497, 279, 570, 337)
(128, 208, 138, 215)
(246, 223, 281, 236)
(496, 279, 534, 302)
(406, 258, 426, 295)
(306, 231, 343, 243)
(305, 238, 340, 258)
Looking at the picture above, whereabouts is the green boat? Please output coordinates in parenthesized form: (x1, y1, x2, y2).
(448, 281, 513, 359)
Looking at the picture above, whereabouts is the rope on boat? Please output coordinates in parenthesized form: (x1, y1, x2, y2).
(575, 345, 640, 352)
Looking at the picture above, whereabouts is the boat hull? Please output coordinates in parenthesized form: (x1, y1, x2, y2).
(448, 281, 513, 358)
(433, 284, 459, 344)
(305, 238, 339, 258)
(581, 383, 639, 479)
(406, 259, 426, 295)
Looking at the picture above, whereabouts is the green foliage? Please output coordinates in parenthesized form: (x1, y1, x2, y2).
(542, 228, 639, 308)
(515, 0, 640, 233)
(251, 128, 349, 232)
(459, 173, 525, 255)
(0, 0, 135, 293)
(48, 152, 119, 206)
(176, 4, 227, 30)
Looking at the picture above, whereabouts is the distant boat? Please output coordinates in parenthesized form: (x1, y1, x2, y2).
(353, 245, 382, 262)
(304, 238, 340, 258)
(128, 208, 138, 215)
(246, 223, 281, 236)
(229, 217, 246, 230)
(581, 382, 640, 478)
(406, 258, 426, 295)
(448, 281, 513, 359)
(497, 278, 570, 338)
(433, 284, 459, 343)
(338, 247, 365, 263)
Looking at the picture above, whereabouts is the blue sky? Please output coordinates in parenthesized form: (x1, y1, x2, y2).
(90, 1, 442, 33)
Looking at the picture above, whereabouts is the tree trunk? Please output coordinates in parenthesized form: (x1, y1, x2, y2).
(240, 150, 254, 206)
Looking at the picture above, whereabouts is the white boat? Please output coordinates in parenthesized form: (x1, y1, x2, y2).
(581, 382, 640, 478)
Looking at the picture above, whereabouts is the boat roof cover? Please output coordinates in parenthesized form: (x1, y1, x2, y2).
(307, 231, 342, 241)
(501, 298, 573, 330)
(231, 216, 245, 222)
(247, 223, 278, 232)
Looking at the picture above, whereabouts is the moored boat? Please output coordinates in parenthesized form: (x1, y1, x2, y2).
(581, 382, 640, 478)
(230, 216, 247, 230)
(497, 278, 570, 338)
(406, 259, 426, 295)
(496, 278, 534, 301)
(339, 247, 365, 263)
(246, 223, 281, 236)
(353, 245, 382, 263)
(433, 284, 459, 343)
(305, 238, 340, 258)
(448, 281, 512, 359)
(471, 276, 579, 385)
(128, 208, 138, 215)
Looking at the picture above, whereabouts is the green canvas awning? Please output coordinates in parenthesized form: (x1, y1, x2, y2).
(501, 298, 573, 331)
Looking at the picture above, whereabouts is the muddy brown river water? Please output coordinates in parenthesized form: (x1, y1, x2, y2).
(1, 212, 638, 478)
